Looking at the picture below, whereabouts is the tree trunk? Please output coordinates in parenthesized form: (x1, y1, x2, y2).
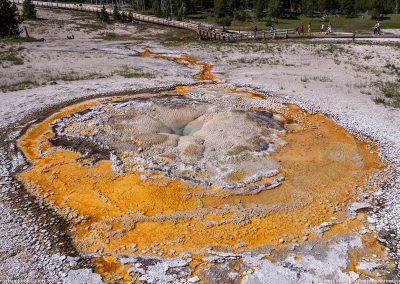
(24, 27, 30, 38)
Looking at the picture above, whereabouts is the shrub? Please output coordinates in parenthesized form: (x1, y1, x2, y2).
(128, 11, 133, 22)
(176, 10, 183, 20)
(0, 0, 21, 37)
(112, 5, 120, 21)
(97, 5, 109, 23)
(22, 0, 36, 19)
(235, 9, 246, 21)
(373, 81, 400, 108)
(0, 47, 24, 64)
(370, 0, 393, 19)
(216, 16, 232, 31)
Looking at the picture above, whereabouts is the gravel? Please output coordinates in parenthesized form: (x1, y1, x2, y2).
(0, 41, 194, 281)
(1, 33, 399, 282)
(182, 40, 400, 271)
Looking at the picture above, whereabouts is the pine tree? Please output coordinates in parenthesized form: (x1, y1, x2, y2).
(113, 4, 121, 21)
(214, 0, 225, 17)
(269, 0, 284, 18)
(214, 0, 233, 17)
(0, 0, 21, 37)
(255, 0, 265, 19)
(301, 0, 315, 16)
(355, 0, 366, 12)
(97, 5, 109, 23)
(216, 16, 232, 30)
(318, 0, 328, 13)
(22, 0, 37, 19)
(177, 9, 183, 20)
(215, 0, 234, 30)
(234, 8, 246, 21)
(128, 11, 133, 22)
(370, 0, 393, 18)
(340, 0, 355, 16)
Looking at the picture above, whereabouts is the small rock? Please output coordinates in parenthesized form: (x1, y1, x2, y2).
(62, 268, 103, 284)
(348, 271, 359, 281)
(95, 248, 104, 254)
(356, 261, 384, 272)
(312, 222, 334, 236)
(348, 202, 371, 218)
(188, 276, 200, 283)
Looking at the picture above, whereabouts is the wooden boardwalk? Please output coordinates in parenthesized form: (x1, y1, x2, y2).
(12, 0, 399, 42)
(11, 0, 300, 41)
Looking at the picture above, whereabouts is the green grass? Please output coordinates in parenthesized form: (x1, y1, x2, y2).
(49, 72, 106, 82)
(384, 63, 400, 76)
(228, 56, 281, 65)
(312, 76, 332, 82)
(373, 81, 400, 108)
(0, 48, 24, 65)
(162, 28, 199, 46)
(98, 32, 138, 41)
(189, 13, 400, 33)
(0, 72, 107, 92)
(0, 80, 39, 92)
(78, 21, 106, 32)
(115, 66, 155, 78)
(0, 36, 39, 43)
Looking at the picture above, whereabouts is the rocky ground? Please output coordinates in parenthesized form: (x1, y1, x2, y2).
(0, 7, 196, 283)
(180, 37, 400, 280)
(1, 6, 400, 284)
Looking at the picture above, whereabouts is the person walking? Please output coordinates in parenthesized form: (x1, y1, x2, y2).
(308, 22, 311, 33)
(320, 22, 325, 33)
(327, 22, 333, 34)
(253, 26, 258, 38)
(300, 23, 304, 34)
(373, 20, 381, 35)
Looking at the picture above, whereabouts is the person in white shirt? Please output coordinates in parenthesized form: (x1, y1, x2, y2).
(327, 23, 333, 34)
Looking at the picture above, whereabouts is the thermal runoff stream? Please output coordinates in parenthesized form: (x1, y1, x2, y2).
(16, 47, 395, 282)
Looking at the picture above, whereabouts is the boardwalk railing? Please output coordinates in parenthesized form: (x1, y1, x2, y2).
(199, 28, 298, 41)
(11, 0, 314, 41)
(12, 0, 203, 31)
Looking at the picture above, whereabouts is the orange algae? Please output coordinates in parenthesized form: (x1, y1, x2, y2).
(94, 256, 132, 283)
(346, 225, 391, 280)
(175, 86, 192, 95)
(17, 89, 384, 257)
(16, 48, 391, 283)
(142, 48, 217, 82)
(229, 86, 266, 99)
